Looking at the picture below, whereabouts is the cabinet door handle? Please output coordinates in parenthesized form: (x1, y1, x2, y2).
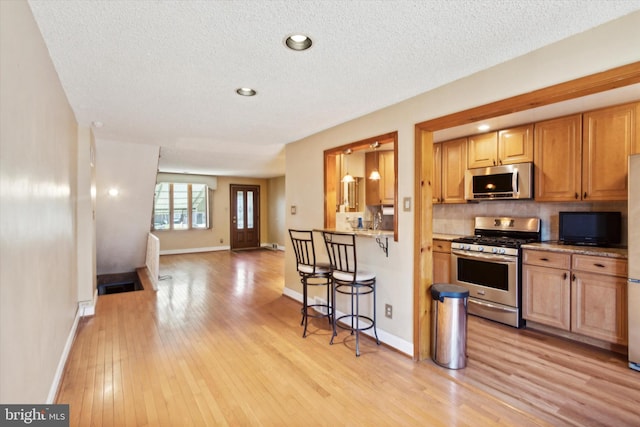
(540, 257, 549, 261)
(572, 274, 576, 281)
(583, 192, 587, 199)
(594, 263, 605, 268)
(498, 159, 502, 165)
(563, 272, 567, 280)
(493, 159, 496, 165)
(574, 192, 579, 199)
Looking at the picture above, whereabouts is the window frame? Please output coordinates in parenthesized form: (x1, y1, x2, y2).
(152, 182, 210, 231)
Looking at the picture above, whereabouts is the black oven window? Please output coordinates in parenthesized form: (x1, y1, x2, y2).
(457, 258, 509, 291)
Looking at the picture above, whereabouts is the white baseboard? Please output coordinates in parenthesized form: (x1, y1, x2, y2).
(282, 285, 413, 357)
(261, 243, 285, 251)
(160, 245, 230, 255)
(47, 303, 83, 404)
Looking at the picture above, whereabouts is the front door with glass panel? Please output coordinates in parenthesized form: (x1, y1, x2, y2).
(230, 184, 260, 250)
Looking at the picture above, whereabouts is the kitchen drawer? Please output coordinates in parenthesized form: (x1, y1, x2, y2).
(523, 249, 571, 269)
(572, 254, 627, 277)
(433, 239, 451, 253)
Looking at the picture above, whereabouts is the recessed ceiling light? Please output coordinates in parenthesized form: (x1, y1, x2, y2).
(236, 87, 256, 96)
(477, 124, 491, 131)
(285, 34, 312, 51)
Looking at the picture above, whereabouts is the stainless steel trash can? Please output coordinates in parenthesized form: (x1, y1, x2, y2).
(431, 283, 469, 369)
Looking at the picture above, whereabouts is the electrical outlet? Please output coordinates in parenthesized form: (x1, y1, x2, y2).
(219, 238, 223, 243)
(385, 304, 392, 319)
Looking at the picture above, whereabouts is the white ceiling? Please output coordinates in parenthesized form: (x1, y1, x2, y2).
(28, 1, 640, 178)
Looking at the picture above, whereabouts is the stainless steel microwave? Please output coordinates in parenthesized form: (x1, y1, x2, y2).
(464, 163, 533, 200)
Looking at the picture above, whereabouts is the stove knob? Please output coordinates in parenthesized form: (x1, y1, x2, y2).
(465, 245, 471, 251)
(499, 248, 506, 254)
(477, 246, 484, 252)
(492, 247, 498, 254)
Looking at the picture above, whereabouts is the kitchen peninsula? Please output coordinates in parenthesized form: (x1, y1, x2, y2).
(314, 228, 394, 257)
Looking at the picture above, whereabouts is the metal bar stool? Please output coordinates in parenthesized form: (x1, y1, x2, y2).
(322, 231, 380, 356)
(289, 229, 333, 338)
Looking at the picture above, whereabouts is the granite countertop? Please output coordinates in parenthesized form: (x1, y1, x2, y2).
(522, 242, 628, 259)
(433, 233, 465, 241)
(314, 228, 394, 238)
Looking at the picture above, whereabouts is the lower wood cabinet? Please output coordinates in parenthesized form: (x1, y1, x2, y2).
(571, 255, 628, 344)
(523, 249, 628, 345)
(433, 239, 451, 284)
(523, 263, 571, 331)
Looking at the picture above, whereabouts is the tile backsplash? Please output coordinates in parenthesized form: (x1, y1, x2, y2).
(433, 200, 628, 245)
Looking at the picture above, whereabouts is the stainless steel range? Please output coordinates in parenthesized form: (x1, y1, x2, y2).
(451, 217, 541, 328)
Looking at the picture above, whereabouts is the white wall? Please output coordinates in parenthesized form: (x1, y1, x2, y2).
(95, 138, 159, 274)
(285, 12, 640, 353)
(0, 0, 79, 402)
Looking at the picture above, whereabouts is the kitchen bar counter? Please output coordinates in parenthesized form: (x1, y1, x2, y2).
(522, 242, 627, 259)
(314, 228, 394, 238)
(314, 228, 393, 257)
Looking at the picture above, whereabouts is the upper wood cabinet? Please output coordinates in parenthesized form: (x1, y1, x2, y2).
(365, 150, 395, 205)
(499, 125, 534, 165)
(440, 138, 467, 203)
(432, 143, 442, 204)
(534, 114, 582, 202)
(535, 102, 639, 202)
(467, 125, 533, 168)
(582, 102, 639, 201)
(379, 151, 395, 205)
(467, 132, 498, 168)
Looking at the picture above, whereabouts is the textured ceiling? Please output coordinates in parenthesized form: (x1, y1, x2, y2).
(28, 0, 640, 177)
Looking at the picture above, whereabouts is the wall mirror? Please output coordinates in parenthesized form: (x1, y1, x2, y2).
(324, 131, 398, 240)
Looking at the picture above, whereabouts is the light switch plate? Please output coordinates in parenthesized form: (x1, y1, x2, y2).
(403, 197, 411, 212)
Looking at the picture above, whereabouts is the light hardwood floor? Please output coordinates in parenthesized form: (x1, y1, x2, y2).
(56, 249, 639, 426)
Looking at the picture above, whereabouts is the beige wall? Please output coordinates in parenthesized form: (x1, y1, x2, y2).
(267, 176, 286, 247)
(76, 126, 97, 303)
(95, 138, 160, 274)
(0, 0, 79, 402)
(154, 176, 270, 252)
(285, 12, 640, 353)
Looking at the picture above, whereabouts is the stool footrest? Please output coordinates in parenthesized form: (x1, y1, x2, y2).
(335, 314, 375, 332)
(301, 304, 333, 319)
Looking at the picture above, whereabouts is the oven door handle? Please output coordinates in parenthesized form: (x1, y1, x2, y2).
(451, 251, 516, 263)
(469, 298, 517, 313)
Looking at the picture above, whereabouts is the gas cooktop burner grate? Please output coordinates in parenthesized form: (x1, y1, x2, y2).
(453, 236, 538, 249)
